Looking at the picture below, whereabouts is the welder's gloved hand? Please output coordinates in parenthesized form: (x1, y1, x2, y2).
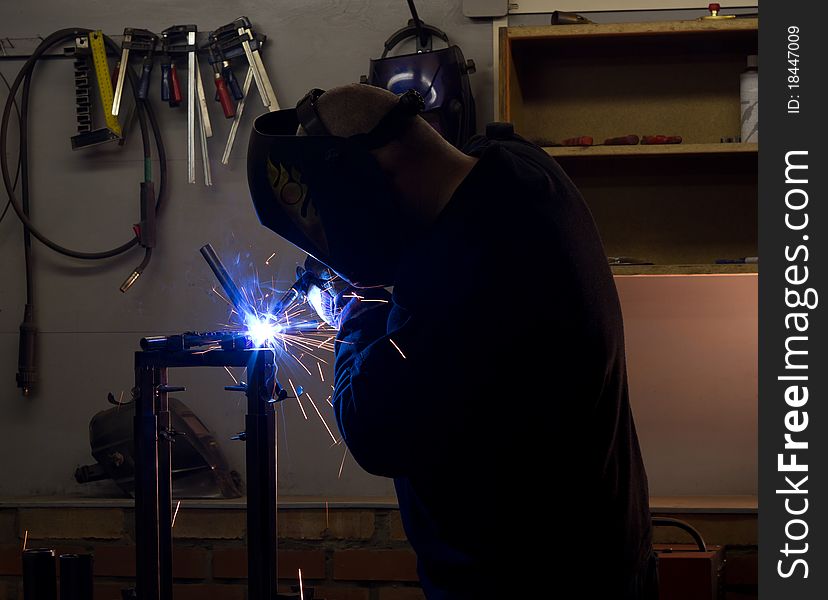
(300, 256, 390, 330)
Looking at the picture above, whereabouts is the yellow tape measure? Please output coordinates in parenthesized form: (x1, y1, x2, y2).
(89, 30, 122, 136)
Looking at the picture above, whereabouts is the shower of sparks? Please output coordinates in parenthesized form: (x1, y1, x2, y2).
(307, 393, 338, 444)
(265, 252, 276, 265)
(338, 446, 349, 478)
(22, 530, 28, 552)
(317, 362, 325, 382)
(298, 568, 304, 600)
(223, 366, 239, 385)
(172, 500, 182, 527)
(288, 378, 309, 420)
(389, 338, 407, 359)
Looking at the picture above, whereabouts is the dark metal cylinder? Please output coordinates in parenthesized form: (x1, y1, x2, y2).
(200, 243, 247, 312)
(22, 548, 56, 600)
(59, 554, 93, 600)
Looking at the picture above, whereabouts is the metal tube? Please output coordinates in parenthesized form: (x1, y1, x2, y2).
(200, 243, 247, 313)
(246, 350, 278, 599)
(59, 554, 93, 600)
(221, 66, 254, 165)
(187, 33, 196, 184)
(22, 548, 56, 600)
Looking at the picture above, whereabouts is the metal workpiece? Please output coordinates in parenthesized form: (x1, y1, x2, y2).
(22, 549, 56, 600)
(58, 554, 93, 600)
(133, 347, 281, 600)
(199, 243, 248, 313)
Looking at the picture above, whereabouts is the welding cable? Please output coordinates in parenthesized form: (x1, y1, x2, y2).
(0, 70, 21, 225)
(0, 28, 167, 270)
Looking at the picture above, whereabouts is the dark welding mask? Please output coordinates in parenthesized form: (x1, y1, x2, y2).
(364, 19, 476, 148)
(247, 88, 425, 288)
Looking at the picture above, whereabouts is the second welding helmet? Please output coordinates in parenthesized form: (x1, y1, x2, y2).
(364, 22, 476, 149)
(247, 88, 425, 288)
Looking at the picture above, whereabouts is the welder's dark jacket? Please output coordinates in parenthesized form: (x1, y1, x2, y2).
(333, 125, 656, 599)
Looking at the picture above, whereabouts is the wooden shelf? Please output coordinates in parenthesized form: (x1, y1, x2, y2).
(500, 18, 758, 275)
(545, 143, 757, 159)
(506, 18, 758, 41)
(611, 264, 758, 276)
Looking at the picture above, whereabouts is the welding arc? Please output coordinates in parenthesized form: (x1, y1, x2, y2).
(0, 28, 167, 264)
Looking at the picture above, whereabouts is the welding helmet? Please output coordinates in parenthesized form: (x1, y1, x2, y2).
(364, 19, 476, 149)
(247, 88, 426, 288)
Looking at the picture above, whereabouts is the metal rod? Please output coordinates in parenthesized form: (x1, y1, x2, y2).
(251, 49, 279, 111)
(194, 55, 212, 138)
(246, 350, 279, 599)
(157, 370, 173, 600)
(112, 44, 130, 116)
(186, 32, 196, 184)
(240, 31, 268, 108)
(134, 356, 161, 600)
(199, 243, 247, 313)
(196, 59, 213, 186)
(221, 66, 254, 165)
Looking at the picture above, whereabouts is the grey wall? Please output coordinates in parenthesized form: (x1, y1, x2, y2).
(0, 1, 756, 499)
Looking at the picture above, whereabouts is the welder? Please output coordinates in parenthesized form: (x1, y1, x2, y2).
(248, 83, 657, 599)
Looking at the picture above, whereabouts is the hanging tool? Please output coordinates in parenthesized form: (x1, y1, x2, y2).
(161, 25, 212, 185)
(208, 17, 278, 112)
(112, 28, 158, 116)
(208, 17, 279, 164)
(70, 31, 122, 149)
(207, 45, 236, 119)
(221, 66, 253, 164)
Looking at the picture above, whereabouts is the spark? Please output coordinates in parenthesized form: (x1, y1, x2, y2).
(338, 446, 349, 478)
(306, 393, 338, 444)
(223, 366, 239, 385)
(288, 378, 308, 420)
(172, 500, 182, 527)
(389, 338, 407, 359)
(299, 568, 304, 600)
(212, 286, 231, 305)
(326, 395, 333, 407)
(317, 336, 333, 348)
(317, 362, 325, 382)
(22, 530, 28, 552)
(265, 252, 276, 265)
(289, 352, 313, 376)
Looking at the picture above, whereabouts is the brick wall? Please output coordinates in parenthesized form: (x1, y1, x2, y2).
(0, 504, 757, 600)
(0, 505, 421, 600)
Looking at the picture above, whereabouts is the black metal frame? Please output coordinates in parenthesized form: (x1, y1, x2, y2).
(133, 347, 279, 600)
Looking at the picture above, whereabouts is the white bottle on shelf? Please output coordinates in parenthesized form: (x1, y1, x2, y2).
(740, 55, 758, 143)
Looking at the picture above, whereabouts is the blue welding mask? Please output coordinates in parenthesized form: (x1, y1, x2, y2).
(247, 88, 425, 288)
(364, 21, 476, 148)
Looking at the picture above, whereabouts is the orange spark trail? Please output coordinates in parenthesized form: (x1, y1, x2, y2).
(306, 393, 338, 444)
(338, 446, 349, 478)
(22, 530, 27, 552)
(288, 378, 308, 420)
(172, 500, 182, 527)
(299, 569, 304, 600)
(389, 338, 407, 359)
(223, 366, 239, 385)
(265, 252, 276, 265)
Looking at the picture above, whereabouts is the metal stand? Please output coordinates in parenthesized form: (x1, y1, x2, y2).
(134, 348, 279, 600)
